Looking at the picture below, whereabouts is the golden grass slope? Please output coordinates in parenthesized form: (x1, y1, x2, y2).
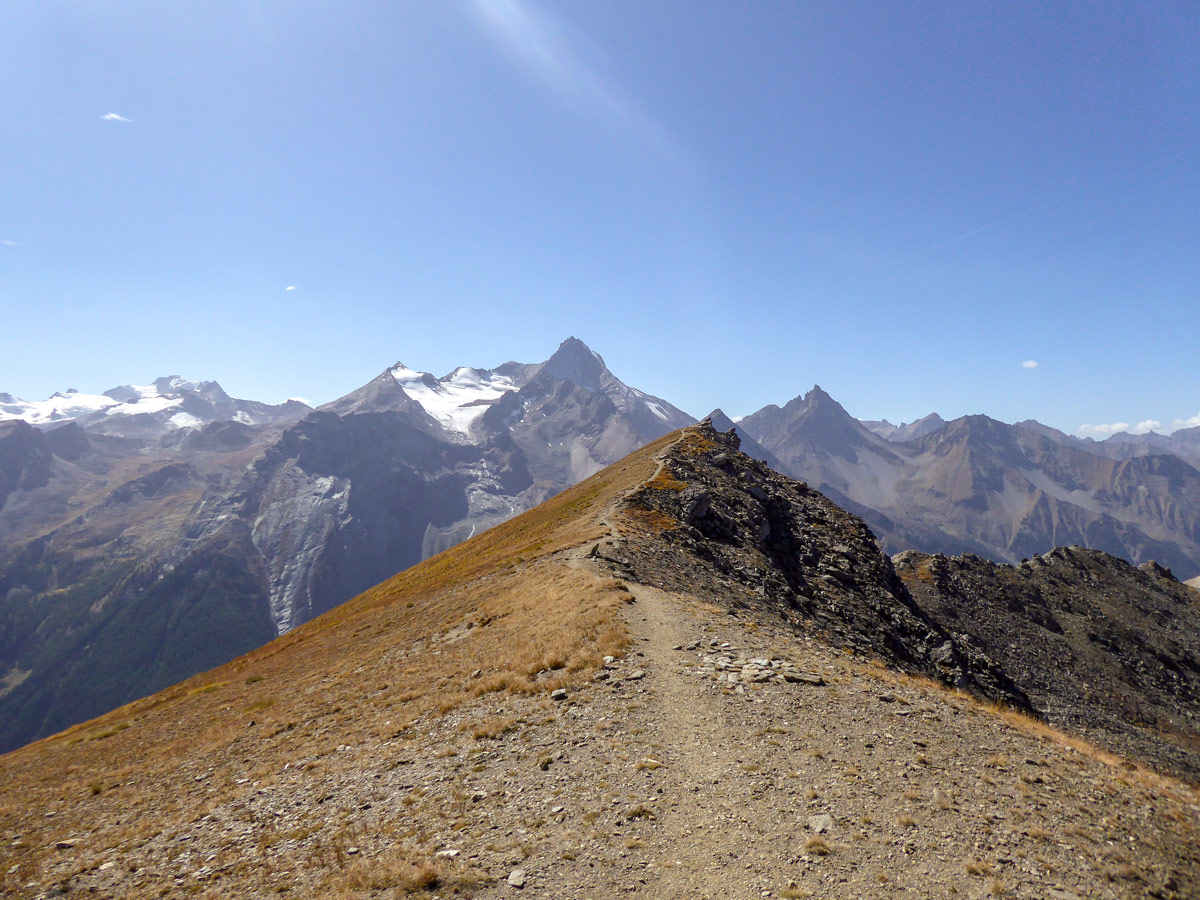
(0, 431, 674, 897)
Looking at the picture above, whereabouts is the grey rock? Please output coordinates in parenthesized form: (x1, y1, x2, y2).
(807, 814, 834, 834)
(782, 672, 825, 686)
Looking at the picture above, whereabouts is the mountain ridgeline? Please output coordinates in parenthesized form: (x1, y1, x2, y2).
(731, 387, 1200, 580)
(2, 344, 1199, 757)
(4, 422, 1198, 899)
(0, 339, 691, 752)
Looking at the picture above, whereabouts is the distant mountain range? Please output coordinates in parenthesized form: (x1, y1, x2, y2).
(727, 387, 1200, 580)
(1, 340, 1197, 753)
(0, 338, 690, 751)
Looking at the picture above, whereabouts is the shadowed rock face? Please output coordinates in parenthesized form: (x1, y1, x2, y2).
(897, 547, 1200, 783)
(606, 422, 1030, 709)
(0, 421, 52, 510)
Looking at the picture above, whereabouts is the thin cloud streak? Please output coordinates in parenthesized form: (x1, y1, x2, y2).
(101, 112, 132, 122)
(467, 0, 682, 162)
(1079, 416, 1196, 438)
(863, 148, 1195, 276)
(1021, 360, 1038, 369)
(1079, 421, 1131, 437)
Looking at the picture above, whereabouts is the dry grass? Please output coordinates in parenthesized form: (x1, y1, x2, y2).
(321, 844, 481, 896)
(804, 836, 831, 856)
(0, 429, 677, 898)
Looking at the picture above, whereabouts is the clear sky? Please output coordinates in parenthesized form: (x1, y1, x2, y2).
(2, 1, 1197, 436)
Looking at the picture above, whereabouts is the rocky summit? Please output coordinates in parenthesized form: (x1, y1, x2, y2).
(603, 421, 1027, 709)
(2, 422, 1197, 900)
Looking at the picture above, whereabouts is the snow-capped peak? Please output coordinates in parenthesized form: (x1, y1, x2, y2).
(0, 378, 194, 425)
(0, 375, 285, 432)
(0, 390, 123, 425)
(390, 363, 517, 436)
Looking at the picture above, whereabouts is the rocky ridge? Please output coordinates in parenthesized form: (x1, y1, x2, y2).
(602, 420, 1027, 708)
(896, 547, 1200, 782)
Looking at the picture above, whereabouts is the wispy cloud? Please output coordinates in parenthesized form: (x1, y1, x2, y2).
(1080, 419, 1164, 438)
(1173, 413, 1200, 431)
(1020, 360, 1038, 369)
(285, 285, 296, 291)
(288, 396, 310, 405)
(101, 112, 132, 122)
(1079, 422, 1131, 437)
(0, 239, 17, 247)
(467, 0, 680, 160)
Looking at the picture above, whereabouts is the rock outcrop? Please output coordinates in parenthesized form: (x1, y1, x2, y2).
(897, 547, 1200, 782)
(605, 421, 1029, 709)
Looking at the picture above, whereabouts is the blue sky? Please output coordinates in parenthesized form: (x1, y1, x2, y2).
(2, 1, 1197, 436)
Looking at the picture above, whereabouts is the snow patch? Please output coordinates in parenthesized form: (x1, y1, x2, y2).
(0, 391, 120, 424)
(0, 380, 192, 425)
(390, 364, 517, 436)
(104, 395, 182, 417)
(644, 400, 669, 421)
(170, 412, 203, 429)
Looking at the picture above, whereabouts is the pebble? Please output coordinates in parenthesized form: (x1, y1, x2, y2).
(507, 868, 527, 888)
(550, 688, 568, 701)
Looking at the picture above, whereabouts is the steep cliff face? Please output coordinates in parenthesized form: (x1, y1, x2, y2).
(233, 411, 477, 631)
(897, 547, 1200, 781)
(0, 421, 53, 510)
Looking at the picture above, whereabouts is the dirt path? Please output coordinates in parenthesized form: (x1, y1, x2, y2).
(586, 433, 828, 898)
(551, 433, 1200, 900)
(622, 583, 794, 899)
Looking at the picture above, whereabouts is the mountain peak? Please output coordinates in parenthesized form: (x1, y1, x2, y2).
(541, 337, 608, 391)
(706, 408, 733, 428)
(788, 384, 853, 421)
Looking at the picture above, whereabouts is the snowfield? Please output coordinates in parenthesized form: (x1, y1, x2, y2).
(390, 364, 518, 435)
